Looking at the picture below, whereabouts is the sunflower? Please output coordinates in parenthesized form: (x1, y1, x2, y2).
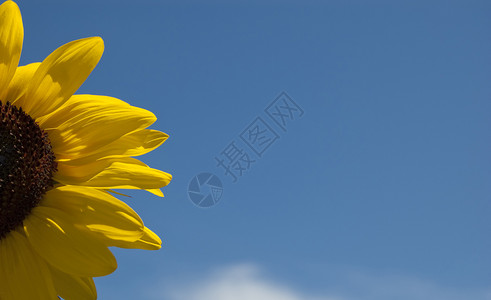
(0, 1, 171, 299)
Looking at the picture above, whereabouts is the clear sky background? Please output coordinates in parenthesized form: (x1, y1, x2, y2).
(18, 1, 490, 299)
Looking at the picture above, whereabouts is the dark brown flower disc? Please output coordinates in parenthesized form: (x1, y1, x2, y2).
(0, 101, 57, 239)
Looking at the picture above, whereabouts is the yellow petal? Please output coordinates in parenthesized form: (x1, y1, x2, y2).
(41, 185, 144, 243)
(147, 188, 165, 197)
(43, 95, 157, 160)
(0, 0, 23, 100)
(57, 129, 169, 165)
(24, 206, 117, 277)
(55, 157, 172, 193)
(50, 266, 97, 300)
(0, 230, 57, 300)
(110, 188, 164, 197)
(113, 129, 169, 157)
(109, 226, 162, 250)
(15, 37, 104, 119)
(6, 62, 40, 102)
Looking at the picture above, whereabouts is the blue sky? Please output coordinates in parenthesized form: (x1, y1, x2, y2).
(19, 1, 490, 299)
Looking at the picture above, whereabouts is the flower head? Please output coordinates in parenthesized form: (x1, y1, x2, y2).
(0, 1, 171, 299)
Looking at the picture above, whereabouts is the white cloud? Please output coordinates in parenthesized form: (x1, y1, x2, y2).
(150, 263, 491, 300)
(161, 264, 339, 300)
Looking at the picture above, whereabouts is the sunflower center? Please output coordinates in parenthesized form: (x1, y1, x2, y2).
(0, 101, 57, 239)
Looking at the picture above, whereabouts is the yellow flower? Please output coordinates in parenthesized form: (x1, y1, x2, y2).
(0, 1, 171, 299)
